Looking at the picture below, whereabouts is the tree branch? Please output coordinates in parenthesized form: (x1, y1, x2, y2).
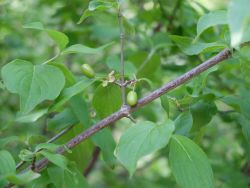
(83, 147, 101, 177)
(19, 48, 232, 176)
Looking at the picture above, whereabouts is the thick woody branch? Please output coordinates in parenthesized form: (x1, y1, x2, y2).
(26, 48, 232, 174)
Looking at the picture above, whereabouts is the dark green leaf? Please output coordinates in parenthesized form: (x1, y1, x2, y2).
(93, 84, 122, 118)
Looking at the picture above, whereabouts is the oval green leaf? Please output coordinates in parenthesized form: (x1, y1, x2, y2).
(115, 120, 175, 176)
(169, 135, 215, 188)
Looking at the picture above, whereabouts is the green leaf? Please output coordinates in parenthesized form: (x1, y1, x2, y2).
(78, 0, 118, 23)
(115, 120, 175, 175)
(40, 151, 68, 170)
(62, 42, 114, 55)
(6, 170, 40, 185)
(18, 149, 34, 162)
(50, 78, 95, 111)
(47, 108, 78, 132)
(35, 143, 60, 152)
(1, 59, 65, 114)
(47, 166, 64, 188)
(169, 135, 215, 188)
(63, 163, 90, 188)
(46, 29, 69, 51)
(93, 84, 122, 118)
(175, 111, 193, 135)
(23, 22, 69, 50)
(196, 10, 227, 38)
(238, 115, 250, 142)
(23, 22, 44, 30)
(170, 35, 226, 55)
(128, 52, 161, 79)
(191, 100, 217, 130)
(46, 163, 90, 188)
(15, 108, 48, 123)
(228, 0, 250, 47)
(0, 150, 16, 175)
(91, 128, 117, 167)
(106, 55, 137, 78)
(52, 63, 76, 86)
(160, 95, 170, 117)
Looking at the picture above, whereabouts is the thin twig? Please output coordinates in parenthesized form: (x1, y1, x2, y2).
(118, 6, 126, 105)
(83, 147, 101, 177)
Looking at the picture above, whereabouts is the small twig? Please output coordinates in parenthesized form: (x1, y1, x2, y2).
(83, 147, 101, 177)
(126, 114, 137, 123)
(118, 5, 126, 105)
(115, 79, 137, 87)
(31, 155, 37, 171)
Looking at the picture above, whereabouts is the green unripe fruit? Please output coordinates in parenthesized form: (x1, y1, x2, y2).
(80, 64, 95, 78)
(127, 90, 138, 106)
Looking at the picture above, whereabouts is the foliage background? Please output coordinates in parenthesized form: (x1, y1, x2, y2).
(1, 0, 250, 187)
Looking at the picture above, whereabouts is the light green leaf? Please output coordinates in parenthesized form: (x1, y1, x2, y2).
(50, 78, 95, 111)
(170, 35, 226, 55)
(0, 150, 16, 175)
(40, 151, 68, 170)
(93, 84, 122, 118)
(23, 22, 44, 30)
(46, 29, 69, 51)
(62, 42, 114, 55)
(15, 108, 48, 123)
(6, 170, 40, 185)
(23, 22, 69, 50)
(115, 120, 175, 175)
(78, 0, 118, 23)
(196, 10, 227, 38)
(160, 95, 170, 117)
(47, 166, 64, 188)
(35, 143, 60, 152)
(18, 149, 34, 162)
(228, 0, 250, 47)
(63, 163, 90, 188)
(169, 135, 215, 188)
(1, 59, 65, 114)
(175, 111, 193, 135)
(52, 63, 76, 86)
